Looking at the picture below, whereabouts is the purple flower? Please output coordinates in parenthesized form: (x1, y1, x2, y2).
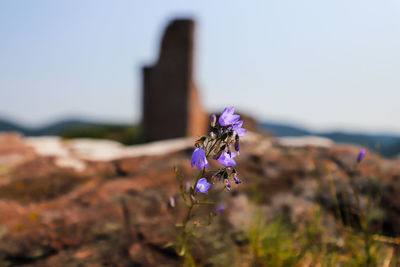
(196, 178, 212, 193)
(191, 148, 209, 171)
(357, 149, 367, 163)
(232, 120, 247, 137)
(218, 107, 240, 126)
(218, 151, 237, 167)
(216, 205, 225, 214)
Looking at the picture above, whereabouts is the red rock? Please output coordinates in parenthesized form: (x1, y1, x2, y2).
(0, 132, 398, 265)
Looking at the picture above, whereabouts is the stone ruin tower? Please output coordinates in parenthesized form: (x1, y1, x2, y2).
(142, 19, 208, 141)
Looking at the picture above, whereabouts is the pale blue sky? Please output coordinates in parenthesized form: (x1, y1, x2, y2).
(1, 0, 400, 133)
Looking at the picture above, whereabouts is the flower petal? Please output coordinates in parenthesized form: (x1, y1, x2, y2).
(196, 178, 212, 193)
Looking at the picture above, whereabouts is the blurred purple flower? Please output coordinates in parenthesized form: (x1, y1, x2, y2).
(185, 182, 191, 193)
(219, 107, 240, 126)
(210, 114, 217, 127)
(216, 205, 225, 214)
(196, 178, 212, 194)
(218, 151, 237, 167)
(357, 149, 367, 163)
(191, 148, 209, 171)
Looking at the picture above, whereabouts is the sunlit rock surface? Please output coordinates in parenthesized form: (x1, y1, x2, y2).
(0, 132, 399, 266)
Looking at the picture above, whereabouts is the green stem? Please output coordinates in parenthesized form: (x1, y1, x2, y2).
(180, 168, 206, 256)
(206, 139, 218, 157)
(349, 166, 371, 266)
(178, 138, 217, 258)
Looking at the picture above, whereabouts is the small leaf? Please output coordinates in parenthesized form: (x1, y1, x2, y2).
(178, 246, 186, 256)
(162, 242, 174, 249)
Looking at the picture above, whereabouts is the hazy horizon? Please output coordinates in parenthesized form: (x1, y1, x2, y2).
(1, 1, 400, 134)
(2, 112, 400, 137)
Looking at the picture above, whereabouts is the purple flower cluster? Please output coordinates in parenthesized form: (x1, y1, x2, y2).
(190, 107, 246, 193)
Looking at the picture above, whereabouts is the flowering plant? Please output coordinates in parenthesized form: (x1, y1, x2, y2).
(174, 107, 246, 262)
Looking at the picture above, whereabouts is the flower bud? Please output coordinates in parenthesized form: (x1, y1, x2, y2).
(224, 179, 231, 191)
(209, 131, 217, 139)
(210, 114, 217, 127)
(168, 196, 175, 208)
(232, 173, 242, 184)
(223, 171, 229, 179)
(234, 139, 240, 153)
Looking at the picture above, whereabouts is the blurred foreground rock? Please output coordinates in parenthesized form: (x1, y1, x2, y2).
(0, 132, 399, 266)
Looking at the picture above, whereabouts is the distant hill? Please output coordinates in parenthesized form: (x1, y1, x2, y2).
(0, 118, 100, 136)
(0, 119, 27, 133)
(28, 119, 100, 136)
(260, 122, 311, 137)
(262, 122, 400, 158)
(0, 118, 144, 145)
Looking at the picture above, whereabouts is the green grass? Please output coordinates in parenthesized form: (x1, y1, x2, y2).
(244, 206, 392, 267)
(60, 124, 146, 145)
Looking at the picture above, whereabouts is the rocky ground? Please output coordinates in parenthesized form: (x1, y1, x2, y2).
(0, 132, 399, 266)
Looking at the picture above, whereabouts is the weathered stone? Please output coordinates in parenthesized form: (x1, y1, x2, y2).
(0, 132, 399, 265)
(142, 19, 208, 141)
